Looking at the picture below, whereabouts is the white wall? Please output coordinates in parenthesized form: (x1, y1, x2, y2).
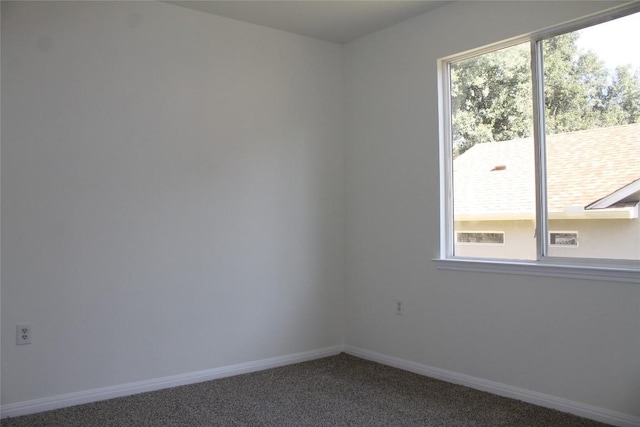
(1, 1, 345, 404)
(3, 0, 640, 421)
(0, 0, 3, 408)
(344, 0, 640, 419)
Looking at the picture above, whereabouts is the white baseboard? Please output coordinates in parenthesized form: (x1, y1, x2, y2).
(345, 346, 640, 427)
(4, 345, 639, 427)
(0, 345, 343, 419)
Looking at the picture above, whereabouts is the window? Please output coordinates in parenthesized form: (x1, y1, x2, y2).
(439, 4, 640, 278)
(456, 232, 505, 245)
(549, 232, 578, 247)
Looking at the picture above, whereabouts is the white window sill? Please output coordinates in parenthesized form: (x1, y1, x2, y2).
(433, 258, 640, 283)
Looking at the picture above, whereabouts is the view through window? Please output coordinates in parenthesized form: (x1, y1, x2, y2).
(446, 8, 640, 263)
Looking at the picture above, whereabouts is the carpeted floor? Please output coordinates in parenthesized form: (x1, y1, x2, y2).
(3, 353, 609, 426)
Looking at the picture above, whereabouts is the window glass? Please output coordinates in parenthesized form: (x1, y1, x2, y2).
(450, 43, 535, 259)
(444, 8, 640, 266)
(543, 14, 640, 260)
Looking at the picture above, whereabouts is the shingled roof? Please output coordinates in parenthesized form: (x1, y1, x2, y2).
(453, 123, 640, 220)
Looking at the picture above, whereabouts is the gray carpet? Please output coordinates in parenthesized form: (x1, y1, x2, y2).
(3, 353, 608, 426)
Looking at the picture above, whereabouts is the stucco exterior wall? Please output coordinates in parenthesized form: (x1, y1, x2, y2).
(454, 220, 536, 260)
(455, 218, 640, 260)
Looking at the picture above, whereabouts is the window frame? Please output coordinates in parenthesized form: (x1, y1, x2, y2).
(436, 2, 640, 283)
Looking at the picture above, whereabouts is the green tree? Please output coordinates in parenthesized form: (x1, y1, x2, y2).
(543, 33, 611, 132)
(451, 43, 532, 156)
(606, 65, 640, 124)
(451, 32, 640, 156)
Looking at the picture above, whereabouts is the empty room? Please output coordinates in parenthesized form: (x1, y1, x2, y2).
(1, 1, 639, 426)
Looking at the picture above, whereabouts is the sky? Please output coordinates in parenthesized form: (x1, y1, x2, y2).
(575, 11, 640, 71)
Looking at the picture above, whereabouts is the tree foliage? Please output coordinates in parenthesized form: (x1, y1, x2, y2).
(451, 33, 640, 156)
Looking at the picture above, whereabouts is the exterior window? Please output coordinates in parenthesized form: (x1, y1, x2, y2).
(549, 232, 578, 247)
(450, 42, 535, 260)
(440, 5, 640, 270)
(457, 232, 505, 245)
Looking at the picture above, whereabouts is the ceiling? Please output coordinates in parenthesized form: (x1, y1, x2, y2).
(167, 1, 449, 44)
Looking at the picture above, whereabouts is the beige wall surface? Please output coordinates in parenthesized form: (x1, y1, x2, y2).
(548, 219, 640, 260)
(455, 218, 640, 260)
(454, 220, 536, 260)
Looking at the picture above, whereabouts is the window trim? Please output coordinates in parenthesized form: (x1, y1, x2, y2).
(436, 2, 640, 283)
(433, 258, 640, 283)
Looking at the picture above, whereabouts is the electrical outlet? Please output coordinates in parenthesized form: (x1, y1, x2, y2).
(17, 324, 32, 345)
(396, 299, 404, 315)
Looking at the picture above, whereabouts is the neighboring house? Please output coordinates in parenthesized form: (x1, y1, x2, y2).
(453, 123, 640, 260)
